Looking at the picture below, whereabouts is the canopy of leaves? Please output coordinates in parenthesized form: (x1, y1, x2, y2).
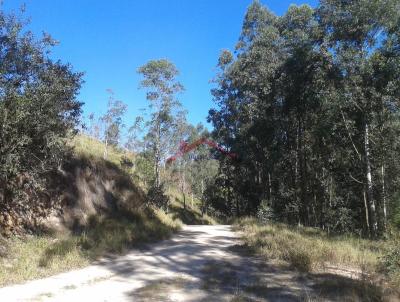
(208, 0, 400, 236)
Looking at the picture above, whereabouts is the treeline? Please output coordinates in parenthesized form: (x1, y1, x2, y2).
(207, 0, 400, 237)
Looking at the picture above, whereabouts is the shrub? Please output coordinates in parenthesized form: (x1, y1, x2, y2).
(256, 199, 275, 224)
(285, 247, 312, 272)
(380, 245, 400, 274)
(146, 183, 169, 210)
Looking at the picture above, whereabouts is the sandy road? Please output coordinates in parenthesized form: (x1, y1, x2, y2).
(0, 226, 242, 301)
(0, 225, 313, 302)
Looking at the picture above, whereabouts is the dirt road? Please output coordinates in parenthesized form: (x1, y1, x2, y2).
(0, 225, 314, 301)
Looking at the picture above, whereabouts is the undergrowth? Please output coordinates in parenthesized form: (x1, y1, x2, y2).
(234, 217, 385, 272)
(233, 217, 400, 301)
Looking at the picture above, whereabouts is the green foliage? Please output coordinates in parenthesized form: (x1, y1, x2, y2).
(137, 59, 184, 188)
(208, 0, 400, 237)
(380, 244, 400, 275)
(146, 183, 169, 210)
(390, 193, 400, 229)
(101, 90, 127, 150)
(256, 200, 275, 224)
(0, 9, 83, 233)
(166, 190, 217, 225)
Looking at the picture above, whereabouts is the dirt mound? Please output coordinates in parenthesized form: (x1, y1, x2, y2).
(0, 154, 146, 236)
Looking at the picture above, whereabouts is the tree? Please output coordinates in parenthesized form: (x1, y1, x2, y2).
(186, 125, 219, 215)
(317, 0, 400, 236)
(0, 9, 83, 231)
(125, 116, 144, 153)
(100, 89, 127, 158)
(208, 0, 400, 236)
(137, 59, 184, 188)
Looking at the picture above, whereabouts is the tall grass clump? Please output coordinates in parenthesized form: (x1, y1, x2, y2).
(234, 217, 384, 273)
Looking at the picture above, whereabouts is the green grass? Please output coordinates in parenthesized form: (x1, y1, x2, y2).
(0, 207, 181, 286)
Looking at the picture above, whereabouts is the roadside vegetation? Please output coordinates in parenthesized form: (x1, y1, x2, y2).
(234, 218, 400, 300)
(72, 135, 135, 169)
(0, 134, 213, 286)
(0, 207, 180, 287)
(0, 135, 182, 286)
(207, 0, 400, 239)
(167, 188, 217, 225)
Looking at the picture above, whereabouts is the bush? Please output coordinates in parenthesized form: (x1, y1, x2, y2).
(390, 194, 400, 230)
(146, 183, 169, 210)
(380, 239, 400, 278)
(256, 199, 275, 224)
(285, 248, 312, 272)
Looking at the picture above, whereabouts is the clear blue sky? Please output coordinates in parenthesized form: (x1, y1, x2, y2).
(3, 0, 318, 129)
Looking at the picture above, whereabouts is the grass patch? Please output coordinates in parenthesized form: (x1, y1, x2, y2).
(0, 207, 181, 287)
(234, 218, 384, 273)
(169, 201, 216, 225)
(0, 135, 183, 286)
(167, 188, 217, 225)
(234, 218, 400, 301)
(71, 135, 134, 168)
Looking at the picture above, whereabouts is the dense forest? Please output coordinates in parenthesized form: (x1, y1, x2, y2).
(207, 0, 400, 238)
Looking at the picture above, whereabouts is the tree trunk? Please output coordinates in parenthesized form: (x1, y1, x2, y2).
(363, 190, 370, 236)
(268, 172, 272, 201)
(236, 195, 240, 218)
(295, 122, 300, 225)
(181, 167, 186, 210)
(154, 122, 161, 188)
(201, 179, 205, 217)
(364, 121, 378, 236)
(103, 137, 108, 159)
(381, 164, 387, 231)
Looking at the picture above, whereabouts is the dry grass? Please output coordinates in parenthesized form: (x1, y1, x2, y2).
(0, 235, 88, 286)
(234, 217, 384, 273)
(234, 218, 400, 301)
(0, 207, 181, 286)
(0, 135, 182, 287)
(71, 135, 134, 168)
(167, 188, 217, 225)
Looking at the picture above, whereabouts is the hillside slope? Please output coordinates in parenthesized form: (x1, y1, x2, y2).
(0, 135, 182, 286)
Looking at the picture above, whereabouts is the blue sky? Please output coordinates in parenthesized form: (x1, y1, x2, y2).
(3, 0, 318, 129)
